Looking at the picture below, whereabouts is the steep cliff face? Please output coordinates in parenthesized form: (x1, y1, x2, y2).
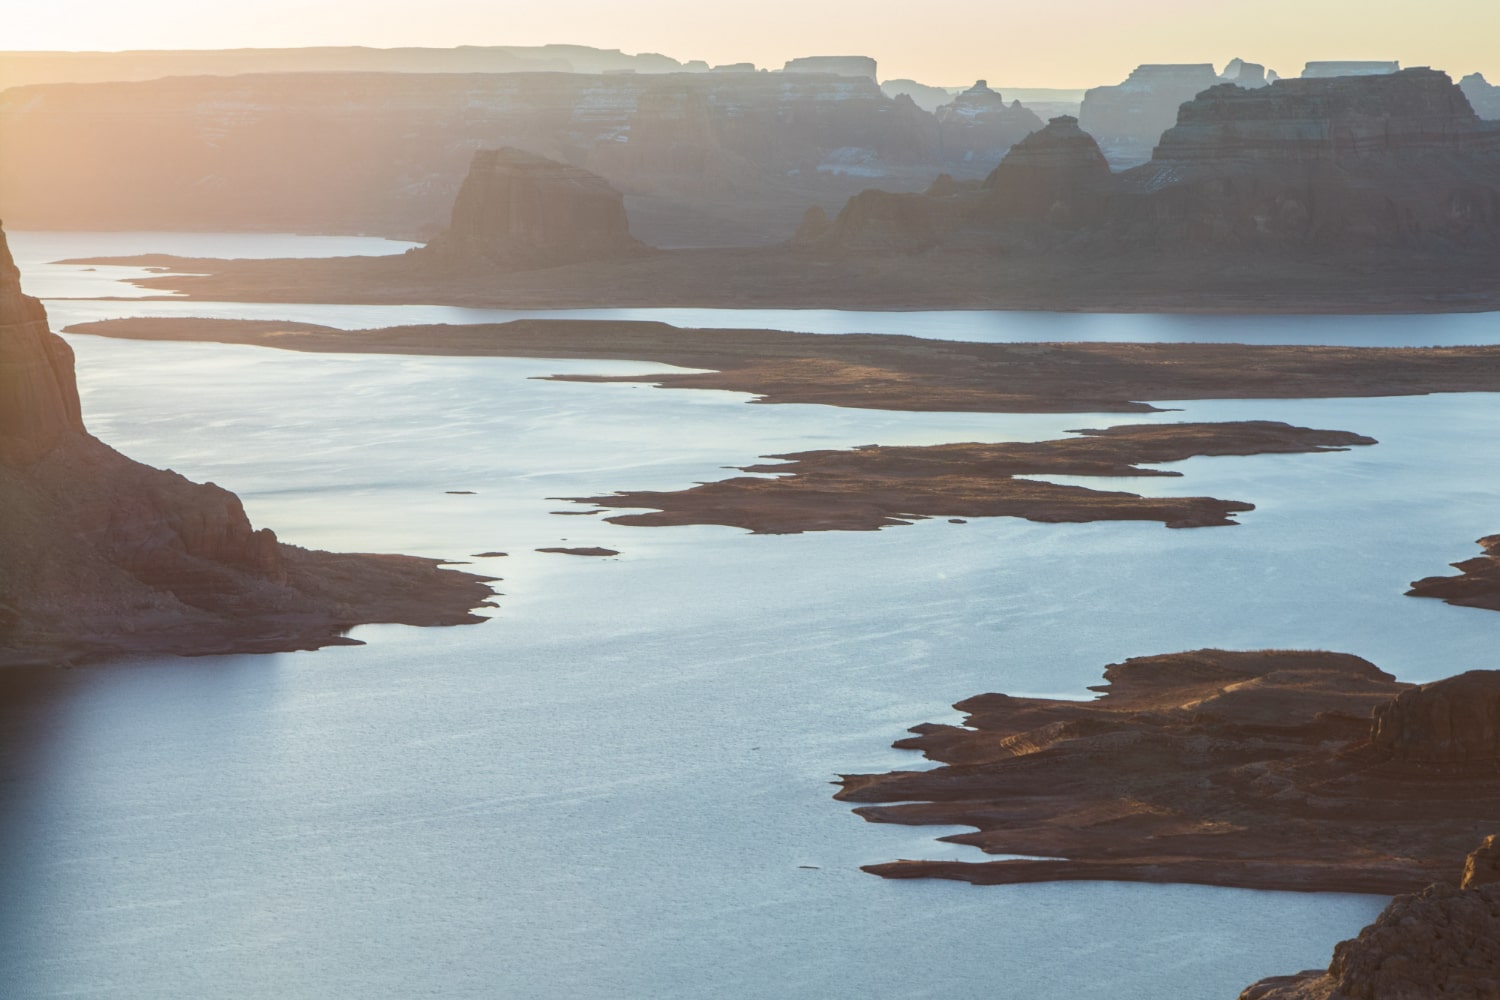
(1240, 843, 1500, 1000)
(0, 229, 83, 465)
(0, 225, 492, 665)
(0, 70, 1037, 246)
(422, 148, 644, 267)
(1371, 670, 1500, 764)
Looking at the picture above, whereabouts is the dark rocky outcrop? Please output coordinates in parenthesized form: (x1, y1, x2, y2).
(1079, 63, 1221, 164)
(837, 650, 1500, 894)
(1239, 842, 1500, 1000)
(1463, 72, 1500, 120)
(0, 224, 493, 666)
(421, 148, 645, 268)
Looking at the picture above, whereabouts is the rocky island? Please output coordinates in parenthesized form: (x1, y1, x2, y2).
(561, 421, 1374, 533)
(0, 224, 495, 667)
(837, 650, 1500, 895)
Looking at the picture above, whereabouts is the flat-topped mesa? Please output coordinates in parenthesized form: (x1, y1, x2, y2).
(981, 115, 1113, 223)
(423, 148, 645, 268)
(782, 55, 877, 80)
(0, 222, 84, 465)
(1301, 60, 1401, 78)
(1371, 670, 1500, 765)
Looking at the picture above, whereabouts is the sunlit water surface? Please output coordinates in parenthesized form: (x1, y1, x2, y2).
(6, 233, 1499, 999)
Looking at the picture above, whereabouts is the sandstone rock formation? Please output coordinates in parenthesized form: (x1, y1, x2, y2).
(1079, 63, 1220, 164)
(421, 148, 644, 268)
(837, 650, 1500, 894)
(1408, 535, 1500, 610)
(1463, 72, 1500, 119)
(0, 224, 494, 666)
(1463, 835, 1500, 889)
(1239, 842, 1500, 1000)
(934, 81, 1044, 161)
(879, 78, 955, 112)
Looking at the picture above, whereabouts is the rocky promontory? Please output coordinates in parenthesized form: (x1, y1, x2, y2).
(0, 224, 494, 667)
(1239, 840, 1500, 999)
(420, 148, 646, 268)
(838, 650, 1500, 894)
(1078, 63, 1221, 163)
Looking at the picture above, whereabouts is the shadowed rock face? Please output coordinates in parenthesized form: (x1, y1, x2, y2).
(0, 224, 493, 666)
(934, 80, 1044, 145)
(1240, 842, 1500, 1000)
(422, 148, 644, 267)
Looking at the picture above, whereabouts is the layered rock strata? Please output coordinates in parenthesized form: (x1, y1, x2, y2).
(421, 148, 645, 268)
(562, 421, 1374, 534)
(837, 650, 1500, 894)
(1239, 841, 1500, 999)
(0, 225, 494, 666)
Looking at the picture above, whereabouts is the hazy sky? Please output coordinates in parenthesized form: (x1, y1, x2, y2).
(10, 0, 1497, 88)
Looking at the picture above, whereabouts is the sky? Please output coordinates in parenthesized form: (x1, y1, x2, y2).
(8, 0, 1497, 88)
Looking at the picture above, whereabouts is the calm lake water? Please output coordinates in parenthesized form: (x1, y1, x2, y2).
(6, 232, 1499, 999)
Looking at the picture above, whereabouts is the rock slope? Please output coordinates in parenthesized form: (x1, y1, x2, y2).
(0, 224, 494, 666)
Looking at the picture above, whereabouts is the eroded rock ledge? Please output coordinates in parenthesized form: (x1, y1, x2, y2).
(563, 421, 1373, 533)
(837, 650, 1500, 894)
(0, 225, 494, 667)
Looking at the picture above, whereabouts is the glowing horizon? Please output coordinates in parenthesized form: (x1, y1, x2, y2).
(6, 0, 1497, 89)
